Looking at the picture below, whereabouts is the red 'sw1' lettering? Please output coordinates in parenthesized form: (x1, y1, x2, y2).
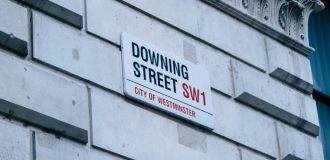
(182, 83, 206, 106)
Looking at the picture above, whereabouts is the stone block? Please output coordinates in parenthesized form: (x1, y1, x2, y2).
(266, 37, 313, 94)
(153, 21, 234, 96)
(35, 131, 125, 160)
(0, 0, 28, 56)
(232, 60, 319, 136)
(277, 123, 324, 160)
(116, 0, 267, 71)
(86, 0, 233, 96)
(0, 98, 88, 144)
(0, 50, 89, 131)
(0, 0, 28, 41)
(197, 2, 267, 71)
(33, 12, 123, 94)
(121, 0, 200, 36)
(86, 0, 156, 45)
(241, 148, 273, 160)
(86, 0, 267, 73)
(90, 87, 240, 160)
(0, 31, 28, 57)
(49, 0, 84, 16)
(0, 120, 30, 160)
(211, 90, 278, 158)
(20, 0, 83, 29)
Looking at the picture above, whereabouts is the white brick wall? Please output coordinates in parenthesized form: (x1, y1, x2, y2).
(0, 120, 30, 160)
(0, 0, 323, 159)
(49, 0, 84, 16)
(241, 148, 273, 160)
(0, 0, 28, 41)
(33, 12, 123, 94)
(277, 123, 324, 160)
(0, 50, 89, 130)
(266, 37, 313, 83)
(211, 90, 278, 158)
(232, 59, 319, 133)
(86, 0, 268, 72)
(90, 86, 241, 160)
(197, 1, 267, 71)
(35, 131, 124, 160)
(122, 0, 200, 36)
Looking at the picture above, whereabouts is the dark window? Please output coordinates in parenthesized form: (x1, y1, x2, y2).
(308, 1, 330, 159)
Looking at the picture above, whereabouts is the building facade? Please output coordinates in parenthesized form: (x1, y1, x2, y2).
(0, 0, 326, 159)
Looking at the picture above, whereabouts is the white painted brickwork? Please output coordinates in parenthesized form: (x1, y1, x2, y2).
(0, 120, 30, 160)
(33, 12, 123, 94)
(48, 0, 84, 16)
(0, 49, 89, 130)
(0, 0, 324, 159)
(0, 0, 28, 41)
(266, 37, 313, 84)
(277, 123, 324, 160)
(86, 0, 234, 96)
(90, 86, 241, 160)
(86, 0, 267, 72)
(35, 131, 125, 160)
(241, 148, 273, 160)
(211, 90, 278, 158)
(232, 59, 319, 131)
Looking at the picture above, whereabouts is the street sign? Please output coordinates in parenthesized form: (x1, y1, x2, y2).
(121, 32, 214, 129)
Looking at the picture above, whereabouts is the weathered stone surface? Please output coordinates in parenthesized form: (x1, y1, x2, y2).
(86, 0, 233, 96)
(183, 40, 198, 64)
(48, 0, 85, 29)
(86, 0, 156, 45)
(49, 0, 84, 15)
(0, 120, 30, 160)
(121, 0, 200, 37)
(0, 31, 28, 57)
(0, 50, 89, 131)
(0, 98, 88, 144)
(33, 12, 123, 95)
(0, 0, 28, 41)
(177, 124, 207, 153)
(86, 0, 266, 72)
(0, 0, 28, 56)
(35, 131, 125, 160)
(90, 87, 240, 160)
(211, 90, 278, 158)
(241, 148, 273, 160)
(197, 1, 267, 71)
(277, 123, 324, 160)
(153, 21, 233, 96)
(266, 37, 313, 94)
(200, 0, 318, 56)
(21, 0, 83, 29)
(232, 60, 319, 136)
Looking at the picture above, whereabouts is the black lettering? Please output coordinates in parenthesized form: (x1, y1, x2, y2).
(157, 72, 164, 88)
(148, 50, 159, 67)
(133, 62, 140, 77)
(169, 59, 172, 73)
(181, 65, 189, 80)
(164, 75, 171, 91)
(149, 68, 156, 85)
(132, 42, 139, 58)
(141, 46, 148, 62)
(141, 65, 148, 80)
(160, 55, 168, 71)
(171, 78, 177, 93)
(173, 61, 180, 77)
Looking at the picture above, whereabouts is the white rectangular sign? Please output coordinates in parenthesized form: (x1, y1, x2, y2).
(121, 33, 214, 129)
